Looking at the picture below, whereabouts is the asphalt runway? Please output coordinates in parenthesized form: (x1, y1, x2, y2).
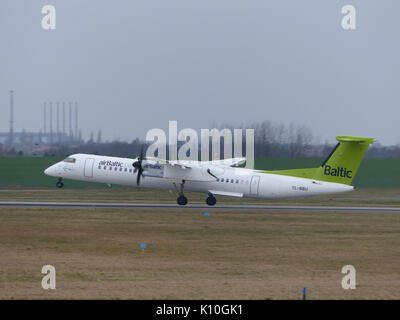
(0, 201, 400, 212)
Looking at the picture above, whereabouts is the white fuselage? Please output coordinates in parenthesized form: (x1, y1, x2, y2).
(44, 153, 353, 200)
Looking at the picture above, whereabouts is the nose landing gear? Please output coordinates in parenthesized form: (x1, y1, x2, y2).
(56, 178, 64, 188)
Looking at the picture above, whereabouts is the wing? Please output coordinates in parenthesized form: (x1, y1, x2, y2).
(208, 158, 246, 167)
(145, 157, 216, 182)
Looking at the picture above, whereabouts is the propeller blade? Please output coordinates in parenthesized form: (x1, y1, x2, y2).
(134, 144, 146, 186)
(139, 145, 144, 162)
(133, 161, 140, 169)
(136, 168, 144, 185)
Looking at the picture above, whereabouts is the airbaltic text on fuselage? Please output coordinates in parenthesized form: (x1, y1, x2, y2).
(99, 160, 124, 167)
(324, 165, 352, 178)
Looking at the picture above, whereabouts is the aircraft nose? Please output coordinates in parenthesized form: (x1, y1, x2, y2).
(44, 165, 55, 176)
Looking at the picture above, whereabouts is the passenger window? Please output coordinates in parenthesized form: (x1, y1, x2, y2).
(124, 168, 127, 172)
(109, 167, 112, 170)
(221, 178, 224, 182)
(129, 169, 132, 173)
(103, 166, 106, 170)
(226, 179, 229, 183)
(216, 178, 219, 182)
(231, 179, 234, 183)
(236, 180, 239, 184)
(119, 168, 122, 171)
(98, 166, 101, 169)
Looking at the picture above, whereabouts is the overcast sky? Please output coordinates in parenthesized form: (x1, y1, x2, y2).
(0, 0, 399, 145)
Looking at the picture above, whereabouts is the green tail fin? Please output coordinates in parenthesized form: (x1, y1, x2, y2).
(266, 136, 374, 185)
(313, 136, 374, 184)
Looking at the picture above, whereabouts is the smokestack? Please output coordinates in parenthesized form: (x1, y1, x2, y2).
(75, 102, 78, 140)
(49, 101, 53, 144)
(56, 102, 60, 142)
(62, 102, 66, 135)
(9, 90, 14, 147)
(56, 101, 60, 143)
(69, 102, 73, 140)
(44, 102, 47, 134)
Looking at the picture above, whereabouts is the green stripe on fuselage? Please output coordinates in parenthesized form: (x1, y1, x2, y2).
(261, 167, 318, 179)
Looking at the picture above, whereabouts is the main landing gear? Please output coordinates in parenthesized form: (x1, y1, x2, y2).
(206, 193, 217, 206)
(177, 195, 188, 206)
(174, 181, 217, 206)
(176, 180, 188, 206)
(56, 178, 64, 188)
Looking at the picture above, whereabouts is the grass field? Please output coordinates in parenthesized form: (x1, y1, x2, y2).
(0, 205, 399, 299)
(0, 156, 399, 188)
(1, 156, 399, 299)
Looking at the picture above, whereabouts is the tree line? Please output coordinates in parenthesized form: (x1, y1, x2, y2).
(1, 121, 399, 158)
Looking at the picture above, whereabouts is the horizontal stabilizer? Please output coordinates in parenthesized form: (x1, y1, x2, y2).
(208, 190, 244, 198)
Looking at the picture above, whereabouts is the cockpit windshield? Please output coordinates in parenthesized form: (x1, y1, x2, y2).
(63, 157, 76, 163)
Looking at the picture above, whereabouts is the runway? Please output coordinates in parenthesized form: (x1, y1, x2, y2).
(1, 201, 400, 212)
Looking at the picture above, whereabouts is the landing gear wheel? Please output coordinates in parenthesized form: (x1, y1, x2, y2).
(56, 179, 64, 188)
(177, 195, 188, 206)
(206, 196, 216, 206)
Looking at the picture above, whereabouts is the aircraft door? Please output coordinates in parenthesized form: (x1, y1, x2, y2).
(84, 158, 95, 178)
(250, 176, 260, 195)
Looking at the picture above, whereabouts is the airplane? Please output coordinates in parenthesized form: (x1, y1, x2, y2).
(44, 135, 373, 206)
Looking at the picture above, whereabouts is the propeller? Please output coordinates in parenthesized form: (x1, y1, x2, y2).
(133, 145, 145, 185)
